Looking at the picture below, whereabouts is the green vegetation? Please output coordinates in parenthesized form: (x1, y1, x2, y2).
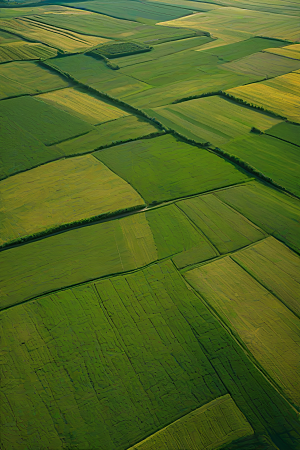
(177, 193, 266, 254)
(0, 116, 62, 180)
(232, 237, 300, 318)
(0, 95, 93, 145)
(0, 41, 57, 63)
(94, 134, 250, 204)
(145, 95, 281, 146)
(129, 395, 254, 449)
(215, 182, 300, 253)
(89, 41, 152, 59)
(62, 0, 194, 23)
(220, 134, 300, 197)
(185, 254, 300, 407)
(0, 60, 69, 100)
(266, 121, 300, 147)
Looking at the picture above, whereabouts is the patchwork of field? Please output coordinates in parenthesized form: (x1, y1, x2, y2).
(0, 0, 299, 449)
(94, 134, 250, 204)
(0, 155, 144, 245)
(146, 95, 281, 145)
(0, 60, 69, 99)
(226, 72, 300, 123)
(185, 246, 300, 407)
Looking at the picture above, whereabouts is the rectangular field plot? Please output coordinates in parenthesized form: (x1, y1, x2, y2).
(37, 87, 130, 125)
(177, 193, 266, 254)
(232, 237, 300, 318)
(215, 182, 300, 253)
(265, 122, 300, 147)
(221, 134, 300, 196)
(129, 395, 253, 450)
(0, 17, 109, 53)
(93, 134, 250, 204)
(0, 203, 218, 308)
(0, 116, 62, 180)
(0, 61, 69, 100)
(0, 96, 93, 145)
(264, 43, 300, 60)
(0, 261, 226, 449)
(146, 96, 281, 146)
(0, 41, 57, 63)
(57, 115, 160, 156)
(222, 52, 300, 78)
(65, 0, 194, 23)
(158, 7, 300, 42)
(0, 155, 144, 246)
(226, 72, 300, 123)
(185, 255, 300, 407)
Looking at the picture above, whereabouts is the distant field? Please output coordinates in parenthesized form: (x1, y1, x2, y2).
(0, 17, 109, 52)
(29, 10, 197, 44)
(0, 61, 69, 100)
(0, 154, 144, 245)
(188, 0, 300, 15)
(0, 41, 57, 63)
(63, 0, 194, 23)
(0, 116, 62, 180)
(158, 7, 300, 41)
(222, 52, 300, 78)
(57, 116, 160, 155)
(221, 134, 300, 196)
(146, 96, 281, 146)
(265, 121, 300, 146)
(0, 96, 93, 145)
(177, 192, 266, 254)
(232, 237, 300, 318)
(38, 87, 130, 125)
(185, 254, 300, 407)
(264, 43, 300, 60)
(94, 134, 250, 204)
(215, 182, 300, 253)
(129, 395, 253, 450)
(226, 72, 300, 123)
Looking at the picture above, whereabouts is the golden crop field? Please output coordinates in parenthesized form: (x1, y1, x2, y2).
(226, 72, 300, 122)
(0, 155, 144, 245)
(264, 44, 300, 60)
(185, 253, 300, 407)
(38, 87, 130, 125)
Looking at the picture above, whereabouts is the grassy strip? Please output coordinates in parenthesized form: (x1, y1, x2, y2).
(0, 204, 145, 251)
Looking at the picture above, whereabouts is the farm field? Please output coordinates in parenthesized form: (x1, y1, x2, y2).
(220, 134, 300, 196)
(0, 0, 300, 449)
(146, 95, 281, 145)
(94, 134, 250, 204)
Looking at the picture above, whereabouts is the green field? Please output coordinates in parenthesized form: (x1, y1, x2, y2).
(221, 134, 300, 196)
(0, 60, 69, 99)
(94, 134, 250, 204)
(0, 0, 299, 448)
(266, 121, 300, 147)
(146, 95, 281, 145)
(215, 182, 300, 253)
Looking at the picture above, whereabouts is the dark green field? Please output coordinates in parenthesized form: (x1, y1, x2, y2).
(0, 0, 299, 449)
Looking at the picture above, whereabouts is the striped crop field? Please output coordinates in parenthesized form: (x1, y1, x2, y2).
(94, 134, 250, 204)
(146, 95, 281, 146)
(0, 155, 144, 245)
(37, 87, 130, 125)
(0, 0, 299, 448)
(226, 72, 300, 123)
(185, 252, 300, 407)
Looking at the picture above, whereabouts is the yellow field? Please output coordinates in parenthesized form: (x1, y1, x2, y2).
(0, 155, 144, 245)
(226, 72, 300, 123)
(129, 394, 253, 450)
(0, 17, 109, 53)
(264, 44, 300, 60)
(185, 254, 300, 407)
(232, 237, 300, 318)
(0, 41, 57, 63)
(38, 88, 130, 125)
